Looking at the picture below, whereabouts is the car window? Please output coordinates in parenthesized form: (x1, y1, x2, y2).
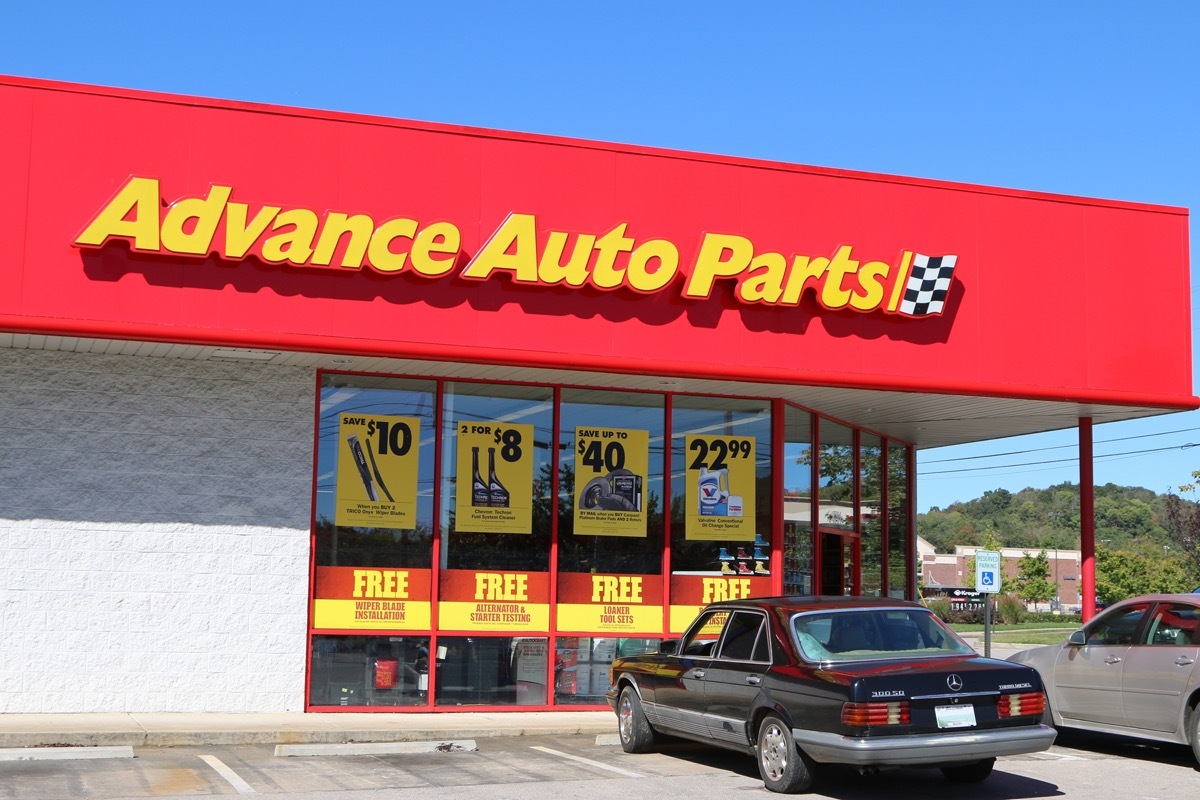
(1143, 603, 1200, 646)
(718, 611, 769, 662)
(791, 608, 973, 662)
(1084, 602, 1152, 645)
(679, 610, 727, 657)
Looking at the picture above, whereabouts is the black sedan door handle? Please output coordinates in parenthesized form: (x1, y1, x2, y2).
(746, 675, 761, 685)
(1104, 656, 1122, 665)
(1176, 656, 1196, 666)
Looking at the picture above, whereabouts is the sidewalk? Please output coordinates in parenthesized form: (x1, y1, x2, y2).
(0, 710, 618, 749)
(959, 636, 1037, 661)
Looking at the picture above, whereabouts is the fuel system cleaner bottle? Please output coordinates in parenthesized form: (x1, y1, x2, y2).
(471, 447, 490, 507)
(488, 447, 510, 507)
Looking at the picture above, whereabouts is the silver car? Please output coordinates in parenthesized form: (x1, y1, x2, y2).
(1008, 593, 1200, 763)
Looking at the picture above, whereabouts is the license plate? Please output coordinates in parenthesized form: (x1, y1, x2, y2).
(934, 704, 977, 729)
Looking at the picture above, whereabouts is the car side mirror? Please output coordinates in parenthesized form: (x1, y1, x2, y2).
(1067, 630, 1086, 646)
(659, 639, 680, 655)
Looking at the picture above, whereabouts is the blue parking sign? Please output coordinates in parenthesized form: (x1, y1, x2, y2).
(975, 550, 1001, 594)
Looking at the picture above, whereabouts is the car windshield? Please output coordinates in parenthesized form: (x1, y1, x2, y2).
(791, 608, 974, 662)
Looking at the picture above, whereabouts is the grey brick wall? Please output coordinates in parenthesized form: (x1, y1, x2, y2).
(0, 349, 314, 712)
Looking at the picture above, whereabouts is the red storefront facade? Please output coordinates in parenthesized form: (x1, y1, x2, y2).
(0, 76, 1193, 713)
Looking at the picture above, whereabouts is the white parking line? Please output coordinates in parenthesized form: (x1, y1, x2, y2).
(530, 745, 644, 778)
(199, 754, 257, 794)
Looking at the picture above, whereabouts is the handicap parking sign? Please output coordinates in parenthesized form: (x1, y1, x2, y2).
(975, 550, 1001, 594)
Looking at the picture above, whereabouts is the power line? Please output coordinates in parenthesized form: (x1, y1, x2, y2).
(920, 425, 1200, 465)
(920, 443, 1198, 477)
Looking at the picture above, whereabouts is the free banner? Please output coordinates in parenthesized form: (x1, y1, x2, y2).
(312, 566, 432, 631)
(335, 414, 420, 529)
(437, 570, 550, 631)
(669, 574, 768, 632)
(454, 420, 534, 533)
(556, 572, 663, 633)
(573, 426, 648, 537)
(684, 434, 757, 540)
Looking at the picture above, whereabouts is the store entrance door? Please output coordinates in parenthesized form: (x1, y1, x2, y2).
(819, 533, 859, 596)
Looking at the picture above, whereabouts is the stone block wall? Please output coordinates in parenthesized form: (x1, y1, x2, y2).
(0, 349, 313, 712)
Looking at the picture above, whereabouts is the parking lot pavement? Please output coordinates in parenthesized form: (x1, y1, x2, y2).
(2, 727, 1198, 800)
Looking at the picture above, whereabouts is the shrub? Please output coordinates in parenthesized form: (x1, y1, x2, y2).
(1024, 611, 1083, 625)
(941, 605, 985, 625)
(925, 596, 952, 620)
(997, 593, 1026, 625)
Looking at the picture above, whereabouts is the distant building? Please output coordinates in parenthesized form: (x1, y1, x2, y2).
(919, 538, 1081, 611)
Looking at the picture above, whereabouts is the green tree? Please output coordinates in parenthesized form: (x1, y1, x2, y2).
(1163, 477, 1200, 585)
(1013, 551, 1056, 606)
(1095, 546, 1192, 602)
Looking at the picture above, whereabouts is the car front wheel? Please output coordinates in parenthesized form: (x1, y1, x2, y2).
(941, 758, 995, 783)
(756, 714, 814, 794)
(616, 685, 658, 753)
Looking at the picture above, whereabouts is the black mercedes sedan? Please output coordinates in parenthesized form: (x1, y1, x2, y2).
(606, 596, 1055, 793)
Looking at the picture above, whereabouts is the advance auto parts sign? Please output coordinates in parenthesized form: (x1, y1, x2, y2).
(74, 178, 958, 318)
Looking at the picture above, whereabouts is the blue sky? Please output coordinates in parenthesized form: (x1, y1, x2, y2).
(3, 2, 1197, 512)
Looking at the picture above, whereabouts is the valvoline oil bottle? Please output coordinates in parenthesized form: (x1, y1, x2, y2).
(698, 467, 730, 516)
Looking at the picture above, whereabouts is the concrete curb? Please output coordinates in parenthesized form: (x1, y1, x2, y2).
(0, 745, 134, 761)
(0, 712, 617, 749)
(275, 740, 477, 756)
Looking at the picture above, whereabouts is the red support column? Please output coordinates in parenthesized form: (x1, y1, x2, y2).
(1080, 417, 1096, 622)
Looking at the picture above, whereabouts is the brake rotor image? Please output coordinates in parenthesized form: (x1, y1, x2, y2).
(581, 476, 613, 509)
(581, 471, 640, 511)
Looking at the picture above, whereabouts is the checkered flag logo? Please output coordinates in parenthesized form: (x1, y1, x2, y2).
(899, 254, 956, 316)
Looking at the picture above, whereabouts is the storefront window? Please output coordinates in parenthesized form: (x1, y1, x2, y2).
(554, 636, 657, 706)
(783, 405, 813, 595)
(887, 442, 912, 599)
(434, 382, 554, 650)
(309, 376, 438, 708)
(554, 388, 665, 704)
(314, 375, 437, 568)
(438, 382, 554, 570)
(310, 635, 430, 707)
(816, 420, 856, 531)
(557, 389, 665, 575)
(307, 372, 919, 708)
(434, 636, 549, 706)
(859, 434, 883, 596)
(668, 396, 772, 631)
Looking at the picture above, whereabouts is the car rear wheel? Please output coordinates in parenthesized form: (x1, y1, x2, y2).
(756, 714, 814, 794)
(941, 758, 995, 783)
(616, 686, 658, 753)
(1189, 703, 1200, 766)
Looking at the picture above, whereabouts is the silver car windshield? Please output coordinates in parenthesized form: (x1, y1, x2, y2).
(791, 608, 974, 662)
